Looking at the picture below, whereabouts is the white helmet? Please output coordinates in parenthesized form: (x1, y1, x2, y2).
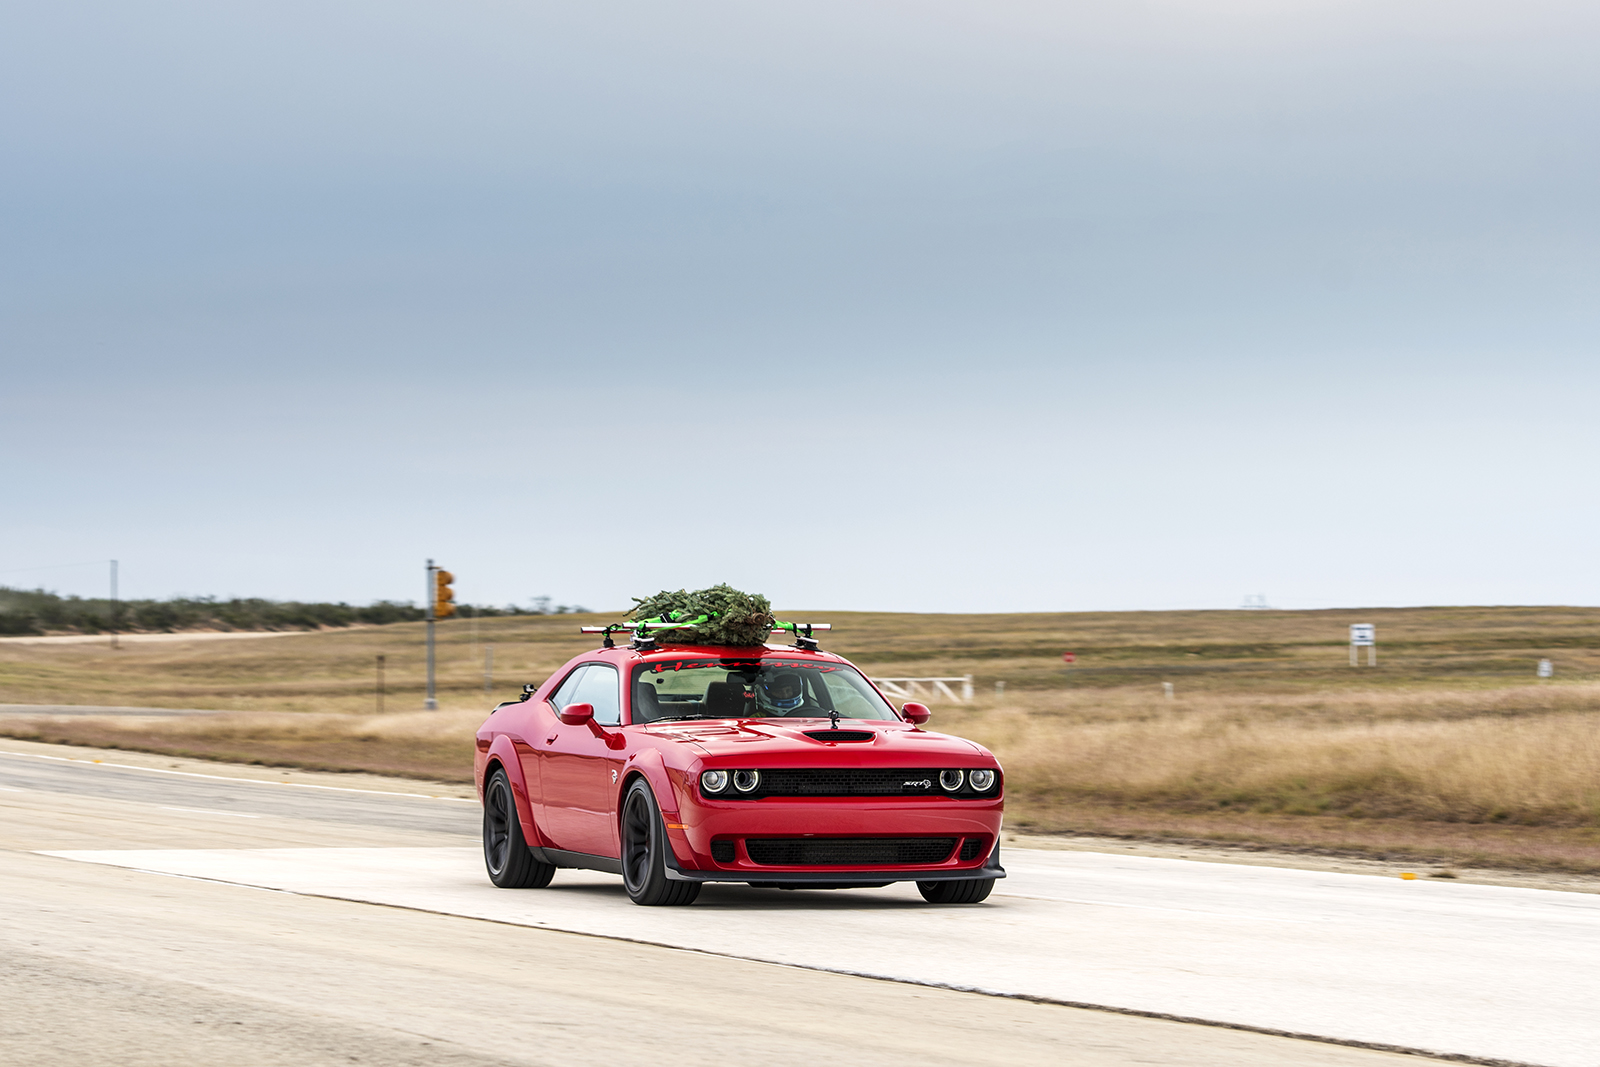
(760, 671, 805, 712)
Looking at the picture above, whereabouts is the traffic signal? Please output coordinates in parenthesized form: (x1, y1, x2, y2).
(434, 569, 456, 618)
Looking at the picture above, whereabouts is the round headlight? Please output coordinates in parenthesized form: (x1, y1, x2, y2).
(733, 769, 761, 793)
(939, 769, 965, 792)
(700, 769, 729, 794)
(969, 768, 996, 792)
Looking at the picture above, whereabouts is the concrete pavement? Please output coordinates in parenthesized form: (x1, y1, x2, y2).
(1, 741, 1553, 1066)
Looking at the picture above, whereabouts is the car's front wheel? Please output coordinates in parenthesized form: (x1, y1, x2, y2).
(620, 779, 701, 906)
(916, 877, 994, 904)
(483, 769, 555, 889)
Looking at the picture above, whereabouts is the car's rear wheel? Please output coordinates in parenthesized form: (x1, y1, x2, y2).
(483, 769, 555, 889)
(916, 877, 994, 904)
(621, 779, 700, 906)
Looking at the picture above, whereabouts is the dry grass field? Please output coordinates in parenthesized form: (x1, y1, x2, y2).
(4, 605, 1599, 871)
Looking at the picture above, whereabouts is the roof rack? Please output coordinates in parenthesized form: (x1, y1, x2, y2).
(580, 620, 831, 651)
(770, 620, 829, 651)
(578, 623, 833, 634)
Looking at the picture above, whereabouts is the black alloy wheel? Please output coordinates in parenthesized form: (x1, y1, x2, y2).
(916, 877, 994, 904)
(620, 779, 701, 906)
(483, 769, 555, 889)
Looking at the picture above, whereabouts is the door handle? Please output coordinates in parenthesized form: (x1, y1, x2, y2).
(546, 735, 558, 745)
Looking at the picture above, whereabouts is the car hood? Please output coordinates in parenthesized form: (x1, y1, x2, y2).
(637, 719, 991, 762)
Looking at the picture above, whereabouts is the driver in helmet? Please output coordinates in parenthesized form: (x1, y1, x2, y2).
(758, 670, 810, 716)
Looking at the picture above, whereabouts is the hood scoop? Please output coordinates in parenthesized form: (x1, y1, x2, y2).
(803, 729, 875, 743)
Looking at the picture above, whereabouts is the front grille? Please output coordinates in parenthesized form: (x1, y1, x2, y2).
(803, 730, 875, 742)
(745, 837, 957, 866)
(700, 768, 1001, 801)
(738, 769, 941, 798)
(710, 840, 736, 863)
(959, 837, 987, 861)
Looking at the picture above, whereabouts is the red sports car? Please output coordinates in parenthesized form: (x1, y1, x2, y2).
(474, 628, 1004, 905)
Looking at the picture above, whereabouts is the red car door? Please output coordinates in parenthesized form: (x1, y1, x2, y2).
(541, 663, 625, 857)
(520, 666, 586, 838)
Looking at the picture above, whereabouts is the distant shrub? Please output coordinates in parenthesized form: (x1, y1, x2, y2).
(0, 611, 41, 636)
(0, 586, 566, 634)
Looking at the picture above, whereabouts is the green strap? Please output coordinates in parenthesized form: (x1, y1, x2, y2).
(631, 614, 808, 634)
(634, 611, 712, 633)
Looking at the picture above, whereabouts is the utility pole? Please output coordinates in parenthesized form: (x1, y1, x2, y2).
(109, 559, 119, 650)
(424, 560, 456, 710)
(425, 559, 437, 709)
(376, 653, 386, 714)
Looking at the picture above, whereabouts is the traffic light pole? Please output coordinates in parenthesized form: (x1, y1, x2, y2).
(424, 558, 438, 710)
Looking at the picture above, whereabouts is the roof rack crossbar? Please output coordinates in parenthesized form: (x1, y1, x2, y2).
(579, 622, 832, 634)
(582, 616, 830, 651)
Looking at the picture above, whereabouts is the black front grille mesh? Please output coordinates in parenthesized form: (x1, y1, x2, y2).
(740, 769, 939, 798)
(745, 837, 957, 866)
(710, 840, 736, 863)
(700, 768, 1000, 800)
(959, 837, 986, 861)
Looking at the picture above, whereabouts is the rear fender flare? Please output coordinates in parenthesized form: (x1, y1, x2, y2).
(484, 734, 545, 849)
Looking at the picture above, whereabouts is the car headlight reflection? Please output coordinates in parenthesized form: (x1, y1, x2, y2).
(939, 769, 965, 792)
(969, 768, 997, 792)
(733, 769, 761, 793)
(700, 769, 730, 794)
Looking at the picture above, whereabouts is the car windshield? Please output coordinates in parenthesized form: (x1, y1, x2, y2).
(630, 658, 900, 723)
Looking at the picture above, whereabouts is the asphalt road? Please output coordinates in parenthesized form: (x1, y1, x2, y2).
(2, 741, 1583, 1067)
(0, 702, 228, 716)
(0, 741, 478, 838)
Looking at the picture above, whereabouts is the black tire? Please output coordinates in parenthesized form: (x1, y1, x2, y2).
(620, 779, 701, 906)
(483, 769, 555, 889)
(917, 877, 994, 904)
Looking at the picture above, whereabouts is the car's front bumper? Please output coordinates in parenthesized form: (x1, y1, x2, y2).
(657, 790, 1003, 883)
(663, 841, 1006, 883)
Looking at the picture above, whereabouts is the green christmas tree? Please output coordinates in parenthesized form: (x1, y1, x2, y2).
(629, 584, 775, 646)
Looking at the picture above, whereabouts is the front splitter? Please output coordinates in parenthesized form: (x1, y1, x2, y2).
(664, 846, 1006, 883)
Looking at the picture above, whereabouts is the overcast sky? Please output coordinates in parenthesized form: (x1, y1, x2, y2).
(4, 0, 1598, 613)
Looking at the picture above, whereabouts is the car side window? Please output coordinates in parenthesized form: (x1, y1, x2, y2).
(549, 666, 589, 710)
(569, 663, 621, 726)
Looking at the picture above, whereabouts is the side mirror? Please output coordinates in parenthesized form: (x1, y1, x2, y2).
(902, 702, 931, 725)
(558, 702, 595, 726)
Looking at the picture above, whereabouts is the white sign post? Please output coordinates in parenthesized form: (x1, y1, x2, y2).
(1349, 623, 1376, 667)
(1537, 658, 1553, 679)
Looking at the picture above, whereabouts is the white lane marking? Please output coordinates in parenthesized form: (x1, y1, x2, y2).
(0, 750, 476, 803)
(160, 806, 263, 819)
(0, 785, 23, 792)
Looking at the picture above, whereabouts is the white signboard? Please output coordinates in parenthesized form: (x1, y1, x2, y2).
(1350, 624, 1375, 646)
